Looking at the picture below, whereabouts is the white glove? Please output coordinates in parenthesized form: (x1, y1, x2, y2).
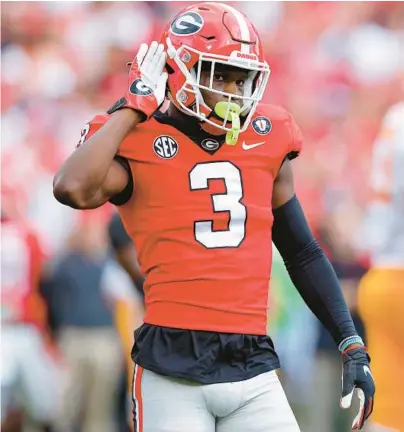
(135, 41, 168, 107)
(108, 41, 168, 120)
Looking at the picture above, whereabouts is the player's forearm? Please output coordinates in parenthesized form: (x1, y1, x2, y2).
(283, 241, 357, 343)
(53, 109, 141, 203)
(272, 196, 357, 344)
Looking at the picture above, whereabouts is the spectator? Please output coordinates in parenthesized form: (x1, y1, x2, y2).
(108, 212, 144, 302)
(41, 214, 124, 432)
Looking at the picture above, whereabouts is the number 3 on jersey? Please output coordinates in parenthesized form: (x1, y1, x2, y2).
(189, 161, 246, 248)
(77, 123, 90, 147)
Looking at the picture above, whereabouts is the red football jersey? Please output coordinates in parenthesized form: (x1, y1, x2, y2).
(84, 104, 302, 335)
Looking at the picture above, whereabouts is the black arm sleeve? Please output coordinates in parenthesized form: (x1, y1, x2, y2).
(108, 212, 132, 252)
(272, 195, 357, 345)
(109, 156, 133, 206)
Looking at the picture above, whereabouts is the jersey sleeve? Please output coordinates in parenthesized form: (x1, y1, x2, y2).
(108, 212, 133, 252)
(75, 114, 109, 148)
(75, 114, 134, 206)
(115, 121, 155, 161)
(287, 112, 303, 160)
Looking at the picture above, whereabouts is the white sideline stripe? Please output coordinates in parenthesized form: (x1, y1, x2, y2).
(133, 364, 140, 432)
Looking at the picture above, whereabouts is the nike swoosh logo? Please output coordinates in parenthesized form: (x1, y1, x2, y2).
(242, 141, 265, 150)
(363, 365, 373, 378)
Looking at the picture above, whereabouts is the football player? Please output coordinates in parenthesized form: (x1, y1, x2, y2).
(1, 184, 59, 430)
(54, 3, 375, 431)
(358, 101, 404, 432)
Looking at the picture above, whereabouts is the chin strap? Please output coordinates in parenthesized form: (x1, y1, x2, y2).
(214, 101, 241, 145)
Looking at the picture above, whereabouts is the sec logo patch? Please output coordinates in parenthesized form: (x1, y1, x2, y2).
(153, 136, 179, 159)
(252, 116, 272, 135)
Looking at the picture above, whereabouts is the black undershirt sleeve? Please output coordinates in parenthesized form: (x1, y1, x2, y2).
(109, 156, 133, 206)
(272, 195, 357, 345)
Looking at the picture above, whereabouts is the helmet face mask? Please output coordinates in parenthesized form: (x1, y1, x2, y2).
(163, 3, 271, 135)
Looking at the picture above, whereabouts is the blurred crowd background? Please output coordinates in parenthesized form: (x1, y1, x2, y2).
(1, 1, 404, 431)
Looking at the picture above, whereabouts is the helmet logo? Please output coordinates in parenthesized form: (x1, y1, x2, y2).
(171, 12, 204, 36)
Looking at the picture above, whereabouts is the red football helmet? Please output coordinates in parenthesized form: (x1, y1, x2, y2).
(161, 2, 270, 137)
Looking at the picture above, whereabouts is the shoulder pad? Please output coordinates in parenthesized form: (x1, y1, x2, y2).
(248, 103, 303, 159)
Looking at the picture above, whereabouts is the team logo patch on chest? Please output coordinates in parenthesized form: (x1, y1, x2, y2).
(201, 138, 220, 151)
(153, 135, 179, 159)
(252, 116, 272, 135)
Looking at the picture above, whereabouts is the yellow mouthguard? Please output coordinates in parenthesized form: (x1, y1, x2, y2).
(214, 102, 241, 146)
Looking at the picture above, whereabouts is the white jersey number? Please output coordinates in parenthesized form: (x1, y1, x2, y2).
(77, 123, 90, 147)
(189, 161, 246, 248)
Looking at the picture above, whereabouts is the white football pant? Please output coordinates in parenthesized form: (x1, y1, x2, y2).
(132, 367, 300, 432)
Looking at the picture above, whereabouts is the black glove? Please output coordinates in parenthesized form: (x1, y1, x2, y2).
(340, 346, 375, 430)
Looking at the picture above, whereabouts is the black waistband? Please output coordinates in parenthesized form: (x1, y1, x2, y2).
(132, 323, 280, 384)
